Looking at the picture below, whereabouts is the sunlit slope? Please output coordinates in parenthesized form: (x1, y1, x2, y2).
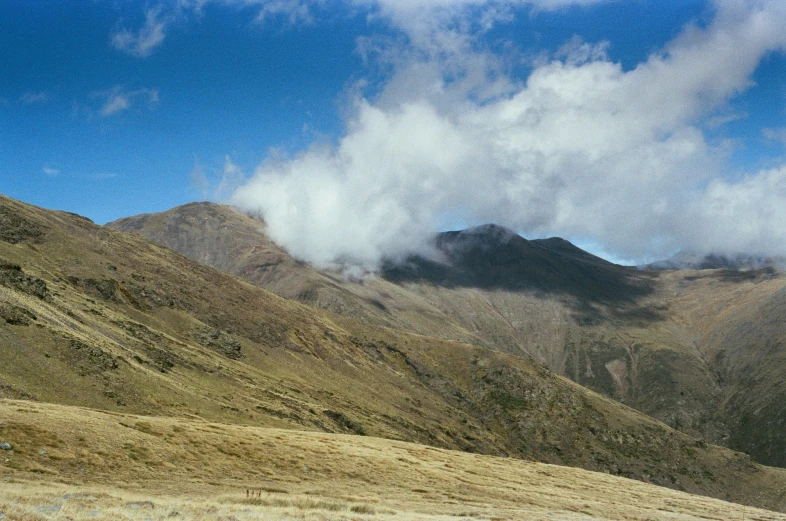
(2, 399, 786, 521)
(0, 193, 783, 511)
(658, 268, 786, 466)
(108, 202, 484, 344)
(109, 202, 786, 469)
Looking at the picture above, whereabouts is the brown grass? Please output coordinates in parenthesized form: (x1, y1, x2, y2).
(1, 399, 784, 521)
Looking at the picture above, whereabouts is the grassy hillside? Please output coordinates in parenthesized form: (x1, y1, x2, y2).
(2, 399, 785, 521)
(1, 193, 785, 512)
(108, 202, 786, 469)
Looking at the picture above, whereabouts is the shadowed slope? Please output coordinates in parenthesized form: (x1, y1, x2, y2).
(382, 223, 654, 306)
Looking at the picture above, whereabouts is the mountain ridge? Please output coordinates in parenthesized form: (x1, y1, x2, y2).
(644, 251, 786, 271)
(107, 201, 786, 472)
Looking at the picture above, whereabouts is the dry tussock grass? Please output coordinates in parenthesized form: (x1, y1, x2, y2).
(2, 399, 785, 521)
(0, 483, 393, 521)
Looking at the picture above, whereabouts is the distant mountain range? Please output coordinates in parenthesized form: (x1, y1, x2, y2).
(2, 193, 786, 513)
(644, 251, 786, 271)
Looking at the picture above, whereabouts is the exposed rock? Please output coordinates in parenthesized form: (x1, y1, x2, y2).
(125, 501, 154, 509)
(145, 347, 176, 373)
(324, 410, 365, 435)
(0, 206, 44, 244)
(68, 338, 118, 373)
(116, 321, 183, 372)
(0, 262, 50, 299)
(66, 277, 119, 301)
(193, 326, 242, 359)
(0, 442, 12, 450)
(0, 304, 37, 325)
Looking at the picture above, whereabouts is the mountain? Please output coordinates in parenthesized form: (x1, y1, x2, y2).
(109, 202, 786, 472)
(382, 223, 646, 304)
(645, 251, 786, 270)
(2, 193, 786, 512)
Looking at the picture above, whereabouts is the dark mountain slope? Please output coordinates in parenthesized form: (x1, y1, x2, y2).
(383, 223, 652, 306)
(532, 236, 616, 266)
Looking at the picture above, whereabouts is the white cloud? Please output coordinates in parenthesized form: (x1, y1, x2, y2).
(94, 86, 159, 117)
(230, 0, 786, 267)
(42, 166, 59, 177)
(693, 166, 786, 254)
(111, 7, 167, 58)
(176, 0, 321, 26)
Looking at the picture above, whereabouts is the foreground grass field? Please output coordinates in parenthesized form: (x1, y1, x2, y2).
(1, 399, 784, 520)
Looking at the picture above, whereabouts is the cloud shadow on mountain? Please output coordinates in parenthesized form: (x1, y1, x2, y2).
(380, 225, 664, 324)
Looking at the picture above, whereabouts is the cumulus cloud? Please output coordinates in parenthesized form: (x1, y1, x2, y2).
(112, 7, 167, 58)
(94, 86, 159, 117)
(693, 166, 786, 253)
(231, 0, 786, 268)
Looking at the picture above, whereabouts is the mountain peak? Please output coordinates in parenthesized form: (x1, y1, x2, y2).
(460, 223, 520, 240)
(436, 224, 525, 253)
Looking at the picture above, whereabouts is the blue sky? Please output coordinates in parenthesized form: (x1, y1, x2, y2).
(3, 0, 786, 266)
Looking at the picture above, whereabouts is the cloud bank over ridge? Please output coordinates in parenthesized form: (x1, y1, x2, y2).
(231, 0, 786, 268)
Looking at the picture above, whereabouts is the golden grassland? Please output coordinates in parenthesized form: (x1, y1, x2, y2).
(1, 399, 785, 521)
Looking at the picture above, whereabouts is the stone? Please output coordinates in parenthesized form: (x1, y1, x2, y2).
(194, 326, 242, 359)
(0, 442, 11, 450)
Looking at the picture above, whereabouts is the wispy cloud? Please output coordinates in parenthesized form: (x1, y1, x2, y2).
(763, 127, 786, 147)
(20, 91, 50, 104)
(216, 156, 246, 199)
(111, 7, 167, 58)
(189, 161, 210, 199)
(253, 0, 318, 25)
(42, 166, 59, 177)
(93, 86, 159, 117)
(186, 156, 246, 200)
(101, 92, 130, 116)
